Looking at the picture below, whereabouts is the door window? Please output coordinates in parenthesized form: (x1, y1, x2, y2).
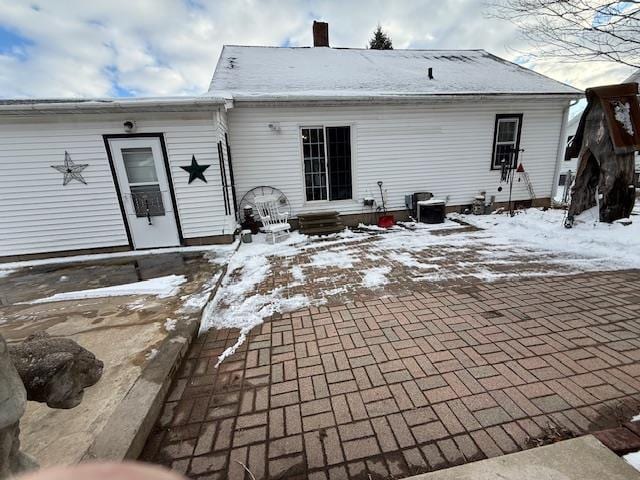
(121, 147, 165, 217)
(123, 148, 158, 183)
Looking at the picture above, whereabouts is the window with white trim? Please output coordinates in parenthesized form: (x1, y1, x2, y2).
(491, 114, 522, 169)
(558, 173, 567, 186)
(301, 126, 352, 201)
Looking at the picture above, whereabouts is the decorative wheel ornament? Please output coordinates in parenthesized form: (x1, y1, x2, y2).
(239, 186, 291, 222)
(51, 151, 88, 186)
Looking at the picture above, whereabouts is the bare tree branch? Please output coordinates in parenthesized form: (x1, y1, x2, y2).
(485, 0, 640, 69)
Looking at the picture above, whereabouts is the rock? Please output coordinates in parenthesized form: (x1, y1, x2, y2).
(8, 332, 103, 409)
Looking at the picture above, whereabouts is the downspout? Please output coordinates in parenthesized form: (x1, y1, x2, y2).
(551, 100, 578, 203)
(214, 104, 237, 236)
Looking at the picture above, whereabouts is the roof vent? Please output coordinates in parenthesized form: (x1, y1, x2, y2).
(313, 21, 329, 47)
(428, 67, 434, 80)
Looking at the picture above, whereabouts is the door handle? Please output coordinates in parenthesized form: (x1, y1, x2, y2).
(145, 199, 152, 225)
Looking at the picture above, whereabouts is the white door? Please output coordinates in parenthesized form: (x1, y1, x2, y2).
(109, 137, 180, 249)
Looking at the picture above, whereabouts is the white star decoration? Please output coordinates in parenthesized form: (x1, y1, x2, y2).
(51, 151, 88, 186)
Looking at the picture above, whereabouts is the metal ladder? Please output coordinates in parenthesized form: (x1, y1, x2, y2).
(521, 171, 536, 201)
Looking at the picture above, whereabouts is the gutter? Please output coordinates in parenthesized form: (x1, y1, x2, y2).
(0, 97, 226, 115)
(229, 92, 583, 107)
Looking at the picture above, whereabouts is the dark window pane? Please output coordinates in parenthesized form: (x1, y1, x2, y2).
(497, 120, 517, 142)
(494, 144, 515, 168)
(326, 126, 352, 200)
(301, 127, 327, 201)
(559, 174, 567, 186)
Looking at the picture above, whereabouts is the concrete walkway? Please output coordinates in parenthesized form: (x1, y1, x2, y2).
(409, 435, 640, 480)
(141, 269, 640, 480)
(0, 250, 224, 467)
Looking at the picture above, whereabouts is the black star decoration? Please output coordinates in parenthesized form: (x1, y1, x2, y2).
(51, 151, 88, 185)
(180, 155, 210, 184)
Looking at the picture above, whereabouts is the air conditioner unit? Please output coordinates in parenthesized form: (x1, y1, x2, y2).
(417, 199, 446, 224)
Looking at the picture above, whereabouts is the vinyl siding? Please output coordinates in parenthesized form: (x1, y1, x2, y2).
(0, 111, 230, 257)
(227, 100, 569, 216)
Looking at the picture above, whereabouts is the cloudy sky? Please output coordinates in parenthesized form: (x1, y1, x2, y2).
(0, 0, 635, 100)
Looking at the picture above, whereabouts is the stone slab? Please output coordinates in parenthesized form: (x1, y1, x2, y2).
(404, 436, 640, 480)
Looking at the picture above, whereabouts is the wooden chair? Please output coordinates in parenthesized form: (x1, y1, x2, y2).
(253, 195, 291, 243)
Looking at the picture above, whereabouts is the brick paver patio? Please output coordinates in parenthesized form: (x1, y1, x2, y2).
(142, 269, 640, 480)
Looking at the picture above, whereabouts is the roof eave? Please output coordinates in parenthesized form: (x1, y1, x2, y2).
(0, 97, 226, 115)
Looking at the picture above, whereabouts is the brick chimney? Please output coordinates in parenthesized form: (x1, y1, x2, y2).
(313, 21, 329, 47)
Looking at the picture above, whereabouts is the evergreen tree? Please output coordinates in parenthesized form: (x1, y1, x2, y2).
(368, 25, 393, 50)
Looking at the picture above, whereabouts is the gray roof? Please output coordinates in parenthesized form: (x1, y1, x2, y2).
(624, 69, 640, 84)
(208, 46, 582, 101)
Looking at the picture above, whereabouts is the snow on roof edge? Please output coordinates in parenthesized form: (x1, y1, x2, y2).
(208, 45, 583, 100)
(480, 50, 582, 96)
(210, 90, 583, 100)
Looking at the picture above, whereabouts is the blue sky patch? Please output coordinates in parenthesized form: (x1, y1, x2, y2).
(184, 0, 205, 10)
(104, 65, 135, 97)
(88, 19, 105, 28)
(512, 55, 532, 66)
(112, 84, 135, 97)
(0, 25, 33, 56)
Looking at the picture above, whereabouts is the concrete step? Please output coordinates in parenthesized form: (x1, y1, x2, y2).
(297, 211, 339, 219)
(300, 224, 345, 235)
(298, 210, 344, 235)
(299, 217, 343, 227)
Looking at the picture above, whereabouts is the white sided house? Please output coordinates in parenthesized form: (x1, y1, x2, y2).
(0, 23, 582, 260)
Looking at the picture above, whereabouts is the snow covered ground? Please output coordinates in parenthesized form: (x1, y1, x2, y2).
(201, 207, 640, 365)
(625, 413, 640, 471)
(453, 206, 640, 271)
(24, 274, 187, 304)
(0, 243, 237, 273)
(200, 232, 314, 364)
(625, 451, 640, 472)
